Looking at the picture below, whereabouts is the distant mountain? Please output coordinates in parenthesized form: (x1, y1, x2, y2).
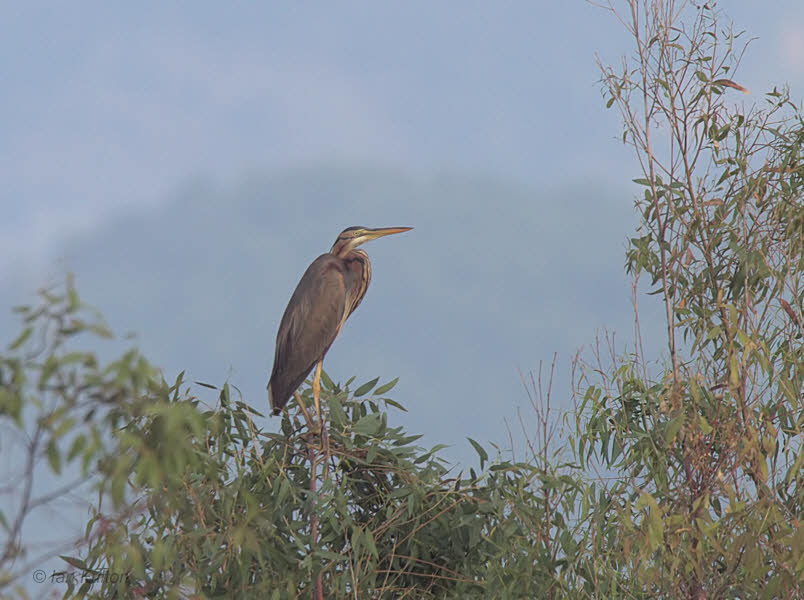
(1, 165, 661, 463)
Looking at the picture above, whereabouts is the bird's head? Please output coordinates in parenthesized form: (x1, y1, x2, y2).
(330, 226, 412, 257)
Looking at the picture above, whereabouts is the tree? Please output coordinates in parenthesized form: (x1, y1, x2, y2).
(571, 0, 803, 597)
(0, 276, 172, 596)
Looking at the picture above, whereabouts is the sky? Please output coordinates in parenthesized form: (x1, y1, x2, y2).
(1, 1, 804, 594)
(2, 3, 803, 275)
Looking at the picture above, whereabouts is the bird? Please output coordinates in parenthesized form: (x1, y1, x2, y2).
(267, 226, 412, 433)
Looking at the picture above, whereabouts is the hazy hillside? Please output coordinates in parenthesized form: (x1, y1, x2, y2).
(2, 165, 659, 462)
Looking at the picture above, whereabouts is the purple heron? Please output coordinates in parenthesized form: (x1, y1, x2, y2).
(267, 226, 412, 432)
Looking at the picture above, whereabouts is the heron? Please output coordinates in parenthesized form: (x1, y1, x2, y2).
(267, 226, 412, 433)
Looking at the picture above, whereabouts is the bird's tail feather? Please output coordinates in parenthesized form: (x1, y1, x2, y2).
(267, 383, 280, 416)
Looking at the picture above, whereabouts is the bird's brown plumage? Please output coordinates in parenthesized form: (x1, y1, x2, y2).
(267, 226, 410, 416)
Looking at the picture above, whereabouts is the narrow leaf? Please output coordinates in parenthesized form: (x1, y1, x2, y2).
(467, 437, 488, 470)
(60, 555, 87, 570)
(354, 377, 379, 397)
(8, 327, 32, 351)
(374, 377, 399, 395)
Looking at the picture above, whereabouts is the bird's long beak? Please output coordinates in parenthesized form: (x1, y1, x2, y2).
(363, 226, 413, 241)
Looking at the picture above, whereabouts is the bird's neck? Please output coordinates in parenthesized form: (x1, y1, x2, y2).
(341, 249, 371, 313)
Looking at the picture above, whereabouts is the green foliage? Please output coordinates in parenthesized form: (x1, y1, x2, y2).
(1, 283, 587, 599)
(0, 276, 170, 594)
(69, 373, 589, 599)
(584, 1, 804, 596)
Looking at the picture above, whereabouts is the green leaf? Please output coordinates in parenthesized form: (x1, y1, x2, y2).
(0, 388, 22, 425)
(60, 555, 87, 570)
(67, 284, 80, 312)
(46, 440, 62, 475)
(467, 437, 488, 470)
(88, 323, 113, 339)
(785, 449, 804, 485)
(364, 529, 378, 560)
(320, 369, 335, 391)
(67, 435, 87, 462)
(38, 356, 59, 389)
(374, 377, 399, 395)
(665, 415, 684, 444)
(194, 381, 218, 390)
(353, 377, 379, 397)
(636, 492, 664, 552)
(383, 397, 408, 412)
(328, 394, 346, 427)
(351, 527, 363, 558)
(52, 417, 76, 440)
(393, 434, 423, 446)
(353, 413, 382, 436)
(413, 443, 449, 464)
(8, 326, 32, 351)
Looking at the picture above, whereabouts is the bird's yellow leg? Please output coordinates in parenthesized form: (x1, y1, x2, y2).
(312, 361, 331, 477)
(293, 391, 318, 434)
(313, 361, 323, 432)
